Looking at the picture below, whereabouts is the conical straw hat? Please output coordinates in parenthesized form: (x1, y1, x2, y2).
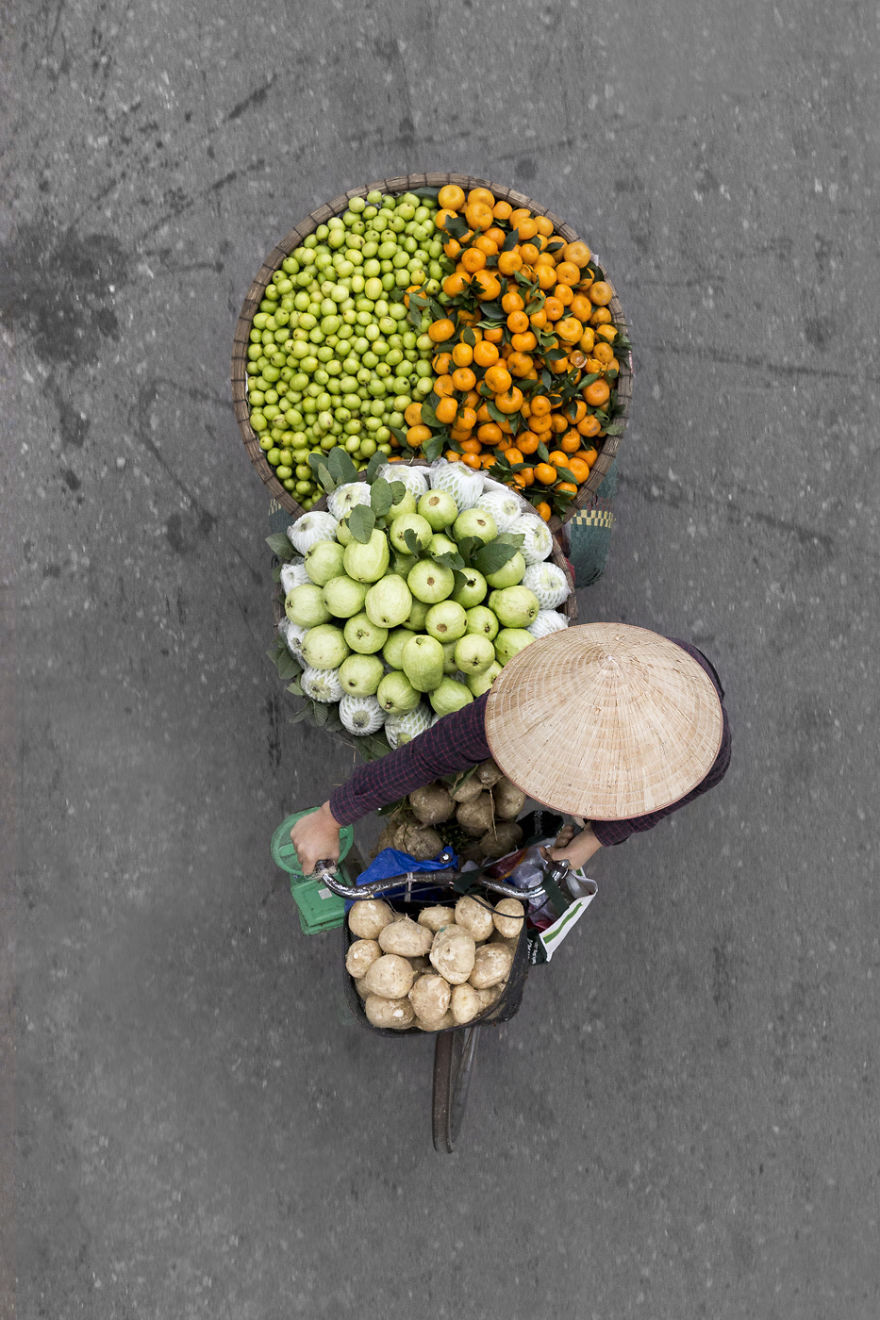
(484, 623, 724, 820)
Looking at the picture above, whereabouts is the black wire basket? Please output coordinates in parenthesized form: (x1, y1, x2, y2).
(341, 808, 566, 1036)
(343, 897, 532, 1038)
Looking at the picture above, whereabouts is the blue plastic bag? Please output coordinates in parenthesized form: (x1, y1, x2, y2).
(346, 846, 458, 909)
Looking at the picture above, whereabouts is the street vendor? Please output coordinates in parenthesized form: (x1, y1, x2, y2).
(291, 623, 731, 874)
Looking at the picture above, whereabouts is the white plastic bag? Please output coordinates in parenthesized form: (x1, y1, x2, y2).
(500, 840, 598, 961)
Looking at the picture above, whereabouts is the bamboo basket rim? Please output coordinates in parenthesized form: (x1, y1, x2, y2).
(232, 172, 632, 529)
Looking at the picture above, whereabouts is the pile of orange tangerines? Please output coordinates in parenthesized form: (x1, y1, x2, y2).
(388, 182, 629, 521)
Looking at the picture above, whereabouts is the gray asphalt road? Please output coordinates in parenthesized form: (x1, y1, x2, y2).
(4, 2, 879, 1317)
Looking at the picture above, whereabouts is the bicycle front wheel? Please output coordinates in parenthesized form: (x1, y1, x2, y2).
(432, 1026, 480, 1153)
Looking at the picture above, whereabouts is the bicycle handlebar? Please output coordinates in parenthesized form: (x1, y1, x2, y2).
(312, 851, 567, 903)
(314, 864, 461, 900)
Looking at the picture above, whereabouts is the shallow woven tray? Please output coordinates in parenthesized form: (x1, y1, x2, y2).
(232, 172, 632, 526)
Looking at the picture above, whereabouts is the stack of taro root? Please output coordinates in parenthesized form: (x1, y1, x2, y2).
(346, 891, 525, 1031)
(375, 757, 527, 863)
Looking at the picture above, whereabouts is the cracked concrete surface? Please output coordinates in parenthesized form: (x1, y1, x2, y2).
(3, 1, 880, 1317)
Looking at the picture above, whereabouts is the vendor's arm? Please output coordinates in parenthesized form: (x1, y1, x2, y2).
(291, 694, 493, 871)
(329, 692, 492, 824)
(290, 800, 345, 877)
(549, 823, 604, 869)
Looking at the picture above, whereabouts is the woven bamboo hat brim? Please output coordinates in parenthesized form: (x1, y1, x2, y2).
(484, 624, 724, 820)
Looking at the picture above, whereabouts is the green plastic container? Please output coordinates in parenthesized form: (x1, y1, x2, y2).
(271, 810, 356, 935)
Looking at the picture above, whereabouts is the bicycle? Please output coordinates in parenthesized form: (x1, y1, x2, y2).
(315, 849, 575, 1153)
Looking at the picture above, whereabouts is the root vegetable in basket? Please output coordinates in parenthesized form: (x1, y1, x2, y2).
(376, 823, 400, 853)
(409, 782, 454, 825)
(454, 894, 495, 942)
(378, 916, 434, 958)
(492, 778, 527, 821)
(430, 926, 477, 985)
(348, 898, 395, 941)
(477, 821, 523, 858)
(414, 1010, 456, 1032)
(450, 983, 483, 1025)
(476, 982, 505, 1009)
(456, 792, 495, 837)
(345, 939, 382, 979)
(398, 821, 445, 860)
(476, 759, 503, 787)
(418, 905, 457, 933)
(469, 943, 514, 989)
(450, 774, 484, 804)
(364, 995, 416, 1030)
(493, 897, 526, 940)
(408, 973, 452, 1025)
(362, 953, 416, 1000)
(380, 819, 413, 853)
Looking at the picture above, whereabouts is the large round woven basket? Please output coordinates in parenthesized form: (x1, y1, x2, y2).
(232, 172, 632, 526)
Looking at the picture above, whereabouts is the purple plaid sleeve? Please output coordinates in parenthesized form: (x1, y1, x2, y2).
(328, 639, 731, 840)
(329, 693, 492, 826)
(591, 641, 731, 846)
